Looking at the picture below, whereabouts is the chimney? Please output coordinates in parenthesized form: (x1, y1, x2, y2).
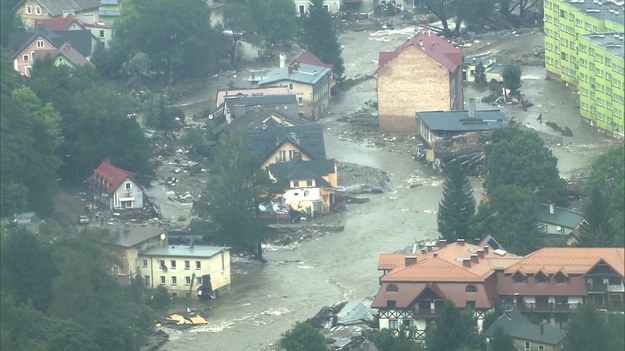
(483, 246, 490, 254)
(457, 238, 465, 246)
(405, 256, 417, 266)
(477, 249, 485, 259)
(468, 98, 477, 119)
(433, 252, 438, 257)
(279, 54, 286, 68)
(549, 203, 556, 215)
(463, 258, 471, 267)
(427, 245, 433, 252)
(438, 239, 447, 248)
(471, 254, 479, 263)
(421, 248, 427, 254)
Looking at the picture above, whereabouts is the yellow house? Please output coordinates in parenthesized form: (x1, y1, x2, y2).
(257, 62, 332, 118)
(100, 224, 165, 286)
(139, 245, 231, 297)
(268, 159, 338, 215)
(13, 0, 101, 28)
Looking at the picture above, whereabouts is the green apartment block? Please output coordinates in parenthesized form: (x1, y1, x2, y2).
(544, 0, 624, 139)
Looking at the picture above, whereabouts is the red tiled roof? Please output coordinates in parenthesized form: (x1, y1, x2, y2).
(378, 28, 464, 72)
(295, 51, 333, 70)
(34, 14, 83, 31)
(504, 247, 625, 277)
(90, 160, 136, 195)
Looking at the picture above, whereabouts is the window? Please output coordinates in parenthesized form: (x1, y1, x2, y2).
(538, 345, 545, 351)
(389, 319, 398, 330)
(513, 272, 526, 282)
(297, 97, 303, 105)
(195, 261, 201, 269)
(37, 40, 44, 48)
(142, 259, 148, 268)
(323, 4, 329, 11)
(170, 260, 176, 269)
(171, 276, 177, 285)
(185, 276, 191, 285)
(144, 275, 150, 285)
(35, 6, 41, 15)
(298, 4, 305, 15)
(293, 180, 300, 188)
(306, 179, 313, 187)
(278, 150, 287, 162)
(159, 260, 165, 268)
(160, 276, 166, 285)
(555, 271, 568, 283)
(184, 260, 190, 270)
(386, 284, 398, 292)
(31, 52, 35, 60)
(466, 284, 478, 292)
(99, 30, 105, 38)
(525, 341, 531, 351)
(125, 182, 131, 189)
(197, 277, 202, 284)
(23, 55, 29, 62)
(288, 150, 295, 160)
(26, 5, 32, 14)
(288, 83, 294, 91)
(535, 271, 549, 283)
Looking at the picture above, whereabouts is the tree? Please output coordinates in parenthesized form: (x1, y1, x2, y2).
(302, 0, 345, 79)
(577, 187, 614, 247)
(280, 321, 329, 351)
(488, 327, 515, 351)
(193, 133, 275, 263)
(373, 328, 419, 351)
(426, 302, 483, 351)
(112, 0, 221, 80)
(474, 62, 488, 90)
(437, 164, 476, 242)
(484, 126, 567, 206)
(260, 0, 298, 45)
(563, 304, 611, 351)
(143, 94, 184, 131)
(0, 0, 23, 46)
(471, 185, 542, 255)
(502, 65, 522, 97)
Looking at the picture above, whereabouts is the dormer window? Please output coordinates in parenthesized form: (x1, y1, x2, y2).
(513, 271, 526, 283)
(554, 271, 568, 283)
(386, 283, 398, 292)
(535, 271, 549, 283)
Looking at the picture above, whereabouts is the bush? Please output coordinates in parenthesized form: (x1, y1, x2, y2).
(148, 286, 171, 309)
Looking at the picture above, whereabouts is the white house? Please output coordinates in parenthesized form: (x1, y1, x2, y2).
(89, 159, 144, 210)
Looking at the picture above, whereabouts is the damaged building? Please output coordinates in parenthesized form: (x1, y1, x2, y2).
(415, 98, 510, 174)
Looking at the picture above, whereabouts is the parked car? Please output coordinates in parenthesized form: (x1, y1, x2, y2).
(78, 215, 90, 225)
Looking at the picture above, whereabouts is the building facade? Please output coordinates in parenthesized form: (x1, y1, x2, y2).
(543, 0, 624, 138)
(294, 0, 342, 16)
(89, 159, 144, 211)
(377, 29, 464, 133)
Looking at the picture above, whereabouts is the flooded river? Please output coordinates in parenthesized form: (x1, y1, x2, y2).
(155, 27, 616, 351)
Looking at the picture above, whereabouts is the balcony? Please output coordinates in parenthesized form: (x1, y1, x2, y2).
(501, 302, 625, 313)
(587, 282, 608, 292)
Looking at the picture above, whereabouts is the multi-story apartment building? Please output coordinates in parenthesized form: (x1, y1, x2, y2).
(372, 240, 625, 341)
(543, 0, 624, 138)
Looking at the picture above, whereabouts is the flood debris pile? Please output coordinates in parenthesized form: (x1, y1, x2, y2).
(338, 162, 390, 189)
(432, 132, 487, 175)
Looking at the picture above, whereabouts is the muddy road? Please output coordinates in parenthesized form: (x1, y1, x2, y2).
(155, 26, 616, 350)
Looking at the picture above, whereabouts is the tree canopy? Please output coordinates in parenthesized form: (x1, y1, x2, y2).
(425, 302, 484, 351)
(563, 304, 625, 351)
(502, 65, 522, 96)
(111, 0, 222, 80)
(279, 321, 329, 351)
(302, 0, 345, 79)
(193, 133, 277, 262)
(437, 164, 476, 242)
(484, 126, 567, 205)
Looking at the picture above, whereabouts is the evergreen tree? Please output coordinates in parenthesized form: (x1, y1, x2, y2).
(302, 0, 345, 79)
(563, 304, 609, 351)
(426, 302, 483, 351)
(577, 187, 614, 247)
(437, 164, 476, 242)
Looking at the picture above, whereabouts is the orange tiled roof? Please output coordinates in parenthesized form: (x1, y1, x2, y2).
(504, 247, 625, 277)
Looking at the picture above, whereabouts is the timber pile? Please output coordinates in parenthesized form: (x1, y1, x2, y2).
(434, 132, 487, 175)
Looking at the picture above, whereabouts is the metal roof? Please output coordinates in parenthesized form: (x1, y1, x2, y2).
(141, 245, 229, 258)
(416, 109, 510, 132)
(257, 63, 331, 85)
(483, 309, 566, 345)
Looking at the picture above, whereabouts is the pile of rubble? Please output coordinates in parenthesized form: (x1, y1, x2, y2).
(338, 162, 390, 189)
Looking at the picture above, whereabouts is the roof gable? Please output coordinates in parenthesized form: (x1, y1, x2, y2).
(34, 13, 84, 31)
(54, 42, 93, 67)
(378, 28, 464, 72)
(90, 159, 137, 195)
(484, 309, 566, 345)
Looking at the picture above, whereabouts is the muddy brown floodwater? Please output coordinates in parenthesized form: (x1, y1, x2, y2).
(156, 26, 616, 351)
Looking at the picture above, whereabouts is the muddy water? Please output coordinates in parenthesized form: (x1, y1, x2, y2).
(157, 27, 616, 351)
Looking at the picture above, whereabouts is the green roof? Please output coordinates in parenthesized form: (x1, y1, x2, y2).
(537, 204, 585, 229)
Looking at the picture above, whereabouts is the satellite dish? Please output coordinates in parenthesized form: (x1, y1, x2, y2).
(160, 233, 166, 241)
(208, 113, 214, 120)
(556, 226, 562, 231)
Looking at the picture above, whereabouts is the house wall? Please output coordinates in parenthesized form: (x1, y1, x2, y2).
(13, 36, 56, 76)
(269, 75, 331, 118)
(140, 250, 231, 294)
(54, 55, 76, 69)
(294, 0, 342, 16)
(18, 0, 51, 28)
(111, 178, 144, 210)
(86, 26, 112, 48)
(377, 46, 452, 133)
(513, 339, 561, 351)
(260, 140, 312, 169)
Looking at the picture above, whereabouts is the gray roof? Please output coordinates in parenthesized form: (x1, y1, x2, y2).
(580, 32, 625, 59)
(141, 245, 229, 258)
(537, 204, 585, 229)
(484, 309, 566, 345)
(257, 63, 331, 86)
(105, 224, 164, 248)
(35, 0, 101, 17)
(268, 159, 335, 188)
(11, 27, 92, 58)
(225, 94, 297, 107)
(567, 0, 624, 26)
(416, 109, 510, 132)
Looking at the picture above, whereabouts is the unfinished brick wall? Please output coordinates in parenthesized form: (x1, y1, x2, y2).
(377, 47, 451, 133)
